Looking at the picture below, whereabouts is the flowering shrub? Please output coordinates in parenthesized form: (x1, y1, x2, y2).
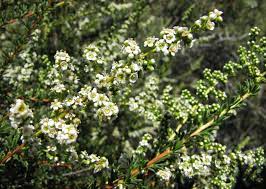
(0, 1, 265, 189)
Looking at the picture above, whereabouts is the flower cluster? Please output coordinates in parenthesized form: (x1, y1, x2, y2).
(108, 2, 132, 12)
(54, 50, 71, 71)
(122, 39, 141, 58)
(178, 153, 212, 178)
(3, 51, 35, 87)
(66, 86, 119, 120)
(9, 99, 34, 142)
(128, 75, 163, 124)
(143, 9, 223, 57)
(134, 133, 152, 155)
(162, 86, 202, 125)
(82, 87, 119, 119)
(236, 147, 264, 167)
(144, 28, 183, 56)
(80, 151, 109, 173)
(176, 140, 266, 189)
(156, 167, 172, 181)
(194, 9, 223, 30)
(83, 44, 103, 63)
(40, 117, 79, 144)
(9, 99, 33, 129)
(45, 50, 79, 93)
(111, 60, 143, 85)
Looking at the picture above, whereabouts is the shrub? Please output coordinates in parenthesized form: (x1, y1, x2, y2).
(0, 1, 265, 188)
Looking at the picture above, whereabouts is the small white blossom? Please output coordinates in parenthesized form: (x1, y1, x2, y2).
(169, 41, 181, 56)
(51, 99, 63, 111)
(88, 88, 99, 102)
(157, 167, 172, 181)
(129, 72, 138, 83)
(155, 39, 169, 55)
(9, 99, 33, 129)
(122, 39, 141, 58)
(54, 50, 71, 70)
(131, 63, 141, 72)
(161, 28, 176, 44)
(195, 19, 202, 26)
(144, 37, 158, 47)
(206, 20, 215, 30)
(209, 9, 223, 20)
(83, 44, 99, 61)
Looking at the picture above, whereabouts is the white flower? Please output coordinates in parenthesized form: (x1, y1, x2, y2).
(206, 20, 215, 30)
(169, 41, 181, 56)
(88, 154, 100, 163)
(213, 9, 223, 17)
(94, 94, 109, 107)
(66, 129, 78, 143)
(209, 11, 217, 20)
(55, 119, 65, 130)
(54, 51, 71, 70)
(94, 157, 109, 173)
(47, 145, 57, 152)
(173, 26, 188, 33)
(195, 19, 202, 26)
(65, 98, 75, 107)
(83, 44, 99, 61)
(52, 83, 66, 93)
(131, 63, 141, 72)
(102, 103, 115, 117)
(155, 39, 169, 55)
(114, 68, 127, 84)
(10, 99, 32, 119)
(88, 88, 99, 102)
(157, 167, 172, 181)
(144, 37, 158, 47)
(56, 131, 68, 144)
(40, 118, 56, 138)
(123, 39, 141, 58)
(79, 85, 92, 97)
(139, 140, 150, 147)
(85, 51, 97, 61)
(54, 50, 70, 64)
(95, 74, 110, 88)
(9, 99, 33, 129)
(51, 99, 63, 111)
(129, 98, 138, 111)
(129, 72, 138, 83)
(161, 28, 176, 44)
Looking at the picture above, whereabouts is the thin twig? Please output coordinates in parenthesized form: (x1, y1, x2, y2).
(0, 143, 26, 164)
(62, 167, 92, 177)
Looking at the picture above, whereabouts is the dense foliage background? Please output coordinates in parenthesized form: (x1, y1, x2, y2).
(0, 0, 265, 188)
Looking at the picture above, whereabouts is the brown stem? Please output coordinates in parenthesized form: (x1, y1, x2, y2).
(29, 97, 51, 103)
(38, 160, 72, 169)
(131, 148, 171, 176)
(0, 143, 26, 164)
(106, 148, 172, 188)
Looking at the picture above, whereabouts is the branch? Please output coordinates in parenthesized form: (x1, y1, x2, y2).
(0, 143, 26, 164)
(0, 131, 42, 164)
(106, 92, 252, 188)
